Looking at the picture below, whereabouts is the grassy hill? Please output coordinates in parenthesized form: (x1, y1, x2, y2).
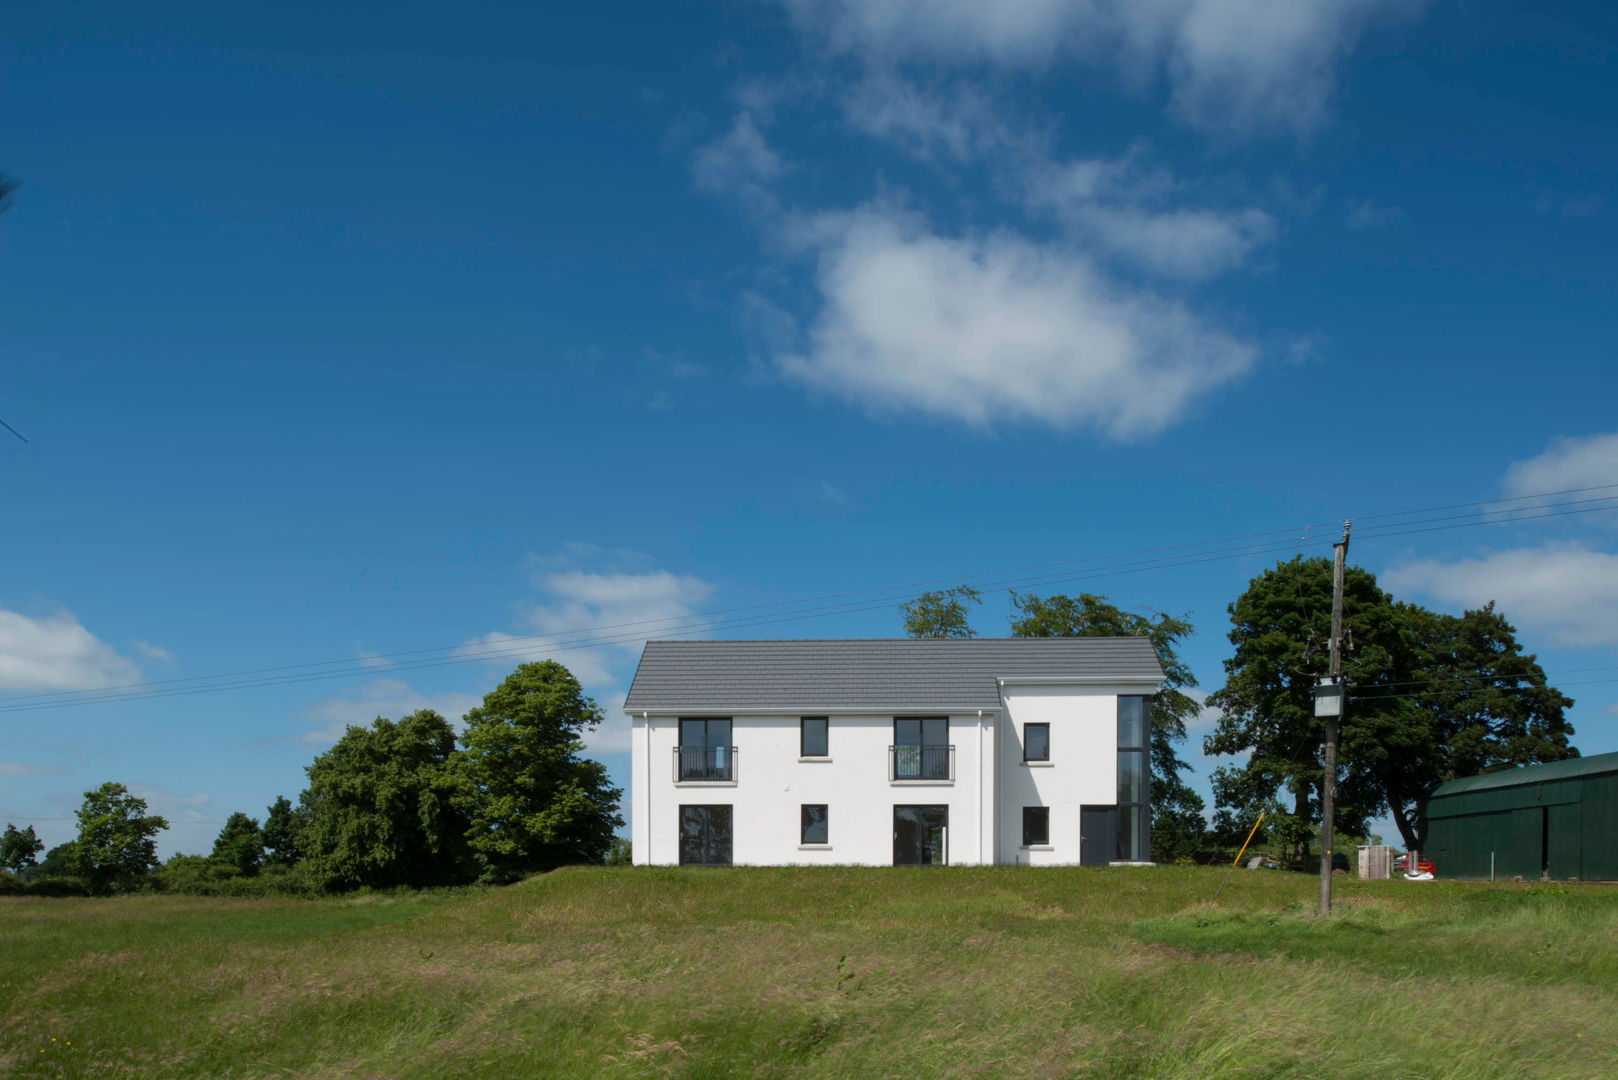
(3, 866, 1616, 1078)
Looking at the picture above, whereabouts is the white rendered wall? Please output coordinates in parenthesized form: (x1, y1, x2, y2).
(996, 686, 1125, 865)
(631, 712, 996, 866)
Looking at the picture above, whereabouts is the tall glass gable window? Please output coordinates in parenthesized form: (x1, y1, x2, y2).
(678, 718, 732, 781)
(1116, 697, 1151, 862)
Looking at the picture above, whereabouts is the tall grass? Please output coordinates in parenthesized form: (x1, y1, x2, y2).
(3, 867, 1615, 1078)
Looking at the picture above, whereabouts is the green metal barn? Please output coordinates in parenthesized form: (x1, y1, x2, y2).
(1423, 750, 1618, 881)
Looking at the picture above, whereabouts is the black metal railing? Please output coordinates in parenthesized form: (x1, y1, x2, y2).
(674, 745, 736, 782)
(889, 744, 954, 782)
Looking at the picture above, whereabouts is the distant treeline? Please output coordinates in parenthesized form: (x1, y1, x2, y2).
(1, 661, 629, 897)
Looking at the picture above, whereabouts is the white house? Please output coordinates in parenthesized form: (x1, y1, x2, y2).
(625, 638, 1164, 867)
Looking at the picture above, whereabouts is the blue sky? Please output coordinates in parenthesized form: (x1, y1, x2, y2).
(4, 1, 1616, 855)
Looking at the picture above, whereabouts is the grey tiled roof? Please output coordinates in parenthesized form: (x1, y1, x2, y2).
(623, 638, 1165, 711)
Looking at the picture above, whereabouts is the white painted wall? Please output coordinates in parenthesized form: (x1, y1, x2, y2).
(997, 685, 1128, 865)
(631, 712, 996, 866)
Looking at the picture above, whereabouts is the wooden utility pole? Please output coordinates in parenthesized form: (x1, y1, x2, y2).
(1319, 521, 1350, 916)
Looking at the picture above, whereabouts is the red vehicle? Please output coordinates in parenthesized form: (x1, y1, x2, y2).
(1393, 853, 1435, 876)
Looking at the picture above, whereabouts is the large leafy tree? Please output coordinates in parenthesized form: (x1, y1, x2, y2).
(211, 812, 265, 875)
(260, 795, 302, 867)
(457, 661, 624, 881)
(1359, 601, 1574, 849)
(1, 823, 44, 873)
(900, 586, 982, 639)
(297, 710, 473, 890)
(74, 782, 169, 891)
(1008, 591, 1209, 861)
(1205, 557, 1575, 859)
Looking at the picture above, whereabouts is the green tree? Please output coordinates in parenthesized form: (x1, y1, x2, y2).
(297, 710, 473, 891)
(900, 586, 982, 638)
(1360, 601, 1574, 849)
(260, 795, 302, 867)
(1, 823, 44, 873)
(211, 812, 264, 875)
(37, 842, 85, 878)
(1008, 591, 1209, 861)
(1204, 557, 1575, 860)
(457, 661, 624, 881)
(74, 782, 169, 891)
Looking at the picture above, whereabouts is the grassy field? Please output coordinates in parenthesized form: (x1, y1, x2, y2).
(3, 867, 1616, 1079)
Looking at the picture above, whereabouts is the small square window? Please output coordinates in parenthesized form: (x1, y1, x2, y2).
(801, 804, 828, 845)
(801, 716, 829, 757)
(1022, 806, 1050, 847)
(1023, 723, 1050, 762)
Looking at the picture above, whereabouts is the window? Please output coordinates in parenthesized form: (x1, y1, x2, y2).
(1023, 722, 1050, 762)
(678, 718, 733, 781)
(1022, 806, 1050, 847)
(1116, 696, 1151, 862)
(801, 804, 828, 845)
(801, 716, 829, 758)
(679, 805, 733, 865)
(893, 716, 950, 780)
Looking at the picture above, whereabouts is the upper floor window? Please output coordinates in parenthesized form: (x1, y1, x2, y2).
(893, 716, 950, 781)
(801, 716, 829, 758)
(678, 717, 733, 782)
(1023, 722, 1050, 762)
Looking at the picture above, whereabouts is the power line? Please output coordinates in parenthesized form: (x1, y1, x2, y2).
(3, 484, 1615, 715)
(6, 483, 1614, 712)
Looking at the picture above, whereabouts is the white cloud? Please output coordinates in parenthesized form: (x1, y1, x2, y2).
(776, 206, 1255, 437)
(1504, 433, 1618, 500)
(0, 762, 67, 776)
(784, 0, 1423, 134)
(1382, 543, 1618, 648)
(132, 640, 175, 663)
(125, 782, 214, 824)
(296, 678, 485, 744)
(1018, 152, 1276, 279)
(692, 112, 785, 211)
(1184, 690, 1223, 734)
(840, 73, 1032, 161)
(1344, 197, 1400, 229)
(0, 608, 140, 690)
(517, 568, 714, 683)
(584, 690, 632, 755)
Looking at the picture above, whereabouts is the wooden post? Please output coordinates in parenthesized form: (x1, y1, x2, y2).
(1320, 522, 1350, 916)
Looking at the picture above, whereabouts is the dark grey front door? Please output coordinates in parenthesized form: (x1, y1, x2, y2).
(1080, 805, 1116, 866)
(894, 805, 948, 865)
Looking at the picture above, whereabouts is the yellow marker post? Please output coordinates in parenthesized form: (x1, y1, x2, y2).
(1213, 811, 1267, 903)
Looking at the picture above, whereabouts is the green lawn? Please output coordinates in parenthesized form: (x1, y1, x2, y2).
(3, 867, 1615, 1078)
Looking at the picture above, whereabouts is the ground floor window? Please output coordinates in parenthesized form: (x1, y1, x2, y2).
(801, 804, 828, 844)
(679, 804, 733, 866)
(893, 805, 948, 865)
(1022, 806, 1050, 846)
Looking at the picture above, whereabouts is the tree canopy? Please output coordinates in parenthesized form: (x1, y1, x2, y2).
(211, 812, 264, 875)
(1206, 556, 1574, 857)
(456, 661, 624, 881)
(899, 586, 982, 638)
(297, 710, 473, 890)
(260, 795, 302, 867)
(1, 823, 44, 873)
(74, 782, 169, 891)
(1008, 591, 1209, 861)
